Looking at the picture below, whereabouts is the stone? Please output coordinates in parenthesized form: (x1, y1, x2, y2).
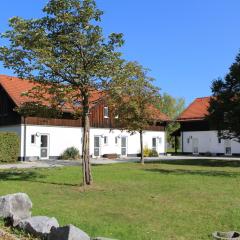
(0, 193, 32, 226)
(48, 224, 90, 240)
(18, 216, 59, 238)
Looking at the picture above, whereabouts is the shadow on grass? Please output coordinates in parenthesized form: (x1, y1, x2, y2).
(145, 168, 240, 177)
(145, 159, 240, 168)
(0, 171, 78, 187)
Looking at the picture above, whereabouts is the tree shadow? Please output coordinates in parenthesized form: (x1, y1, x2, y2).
(0, 170, 78, 187)
(145, 168, 240, 177)
(144, 159, 240, 168)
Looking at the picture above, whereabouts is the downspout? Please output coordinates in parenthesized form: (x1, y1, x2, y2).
(23, 116, 27, 161)
(181, 131, 184, 154)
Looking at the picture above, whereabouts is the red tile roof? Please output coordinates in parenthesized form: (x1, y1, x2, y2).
(177, 97, 211, 121)
(0, 75, 169, 121)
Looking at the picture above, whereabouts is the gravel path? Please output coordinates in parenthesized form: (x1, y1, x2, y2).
(1, 155, 240, 170)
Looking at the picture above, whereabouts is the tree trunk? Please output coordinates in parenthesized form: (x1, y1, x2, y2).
(140, 130, 144, 164)
(81, 96, 92, 186)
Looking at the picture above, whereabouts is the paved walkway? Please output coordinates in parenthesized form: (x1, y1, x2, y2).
(1, 155, 240, 170)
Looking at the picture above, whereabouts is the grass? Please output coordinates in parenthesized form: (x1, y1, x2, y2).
(0, 159, 240, 240)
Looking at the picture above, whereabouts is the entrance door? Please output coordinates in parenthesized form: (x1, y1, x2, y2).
(224, 140, 232, 155)
(40, 134, 49, 159)
(121, 137, 127, 157)
(152, 137, 157, 151)
(192, 138, 199, 155)
(94, 136, 101, 157)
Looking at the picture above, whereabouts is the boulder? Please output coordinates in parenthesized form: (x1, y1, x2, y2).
(48, 224, 90, 240)
(18, 216, 59, 238)
(0, 193, 32, 226)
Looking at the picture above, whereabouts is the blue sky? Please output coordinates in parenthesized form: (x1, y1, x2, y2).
(0, 0, 240, 105)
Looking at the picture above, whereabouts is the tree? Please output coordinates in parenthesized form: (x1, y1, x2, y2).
(107, 61, 160, 164)
(208, 52, 240, 142)
(0, 0, 124, 186)
(155, 93, 185, 151)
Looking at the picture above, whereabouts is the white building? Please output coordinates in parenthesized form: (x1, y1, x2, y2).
(177, 97, 240, 156)
(0, 75, 169, 160)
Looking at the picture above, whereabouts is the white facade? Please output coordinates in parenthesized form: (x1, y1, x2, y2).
(0, 124, 166, 160)
(181, 130, 240, 155)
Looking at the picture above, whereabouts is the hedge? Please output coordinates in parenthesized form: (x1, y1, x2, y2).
(0, 132, 20, 163)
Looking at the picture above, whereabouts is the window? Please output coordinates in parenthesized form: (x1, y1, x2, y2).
(115, 137, 118, 145)
(31, 135, 36, 144)
(218, 138, 221, 144)
(187, 138, 190, 144)
(104, 136, 108, 145)
(104, 107, 109, 118)
(159, 137, 162, 144)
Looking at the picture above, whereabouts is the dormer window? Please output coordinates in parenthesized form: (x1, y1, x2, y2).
(104, 107, 109, 118)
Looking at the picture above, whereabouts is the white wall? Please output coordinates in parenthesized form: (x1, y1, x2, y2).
(89, 128, 166, 157)
(0, 124, 166, 159)
(25, 125, 82, 159)
(182, 131, 240, 154)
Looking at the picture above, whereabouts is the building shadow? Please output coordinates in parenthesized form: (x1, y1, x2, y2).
(144, 168, 240, 177)
(144, 159, 240, 168)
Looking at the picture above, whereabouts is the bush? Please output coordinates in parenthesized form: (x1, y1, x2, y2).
(61, 147, 80, 160)
(0, 132, 20, 163)
(149, 149, 159, 157)
(143, 146, 159, 157)
(143, 146, 151, 157)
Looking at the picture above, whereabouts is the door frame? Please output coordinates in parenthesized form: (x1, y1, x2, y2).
(224, 139, 232, 156)
(40, 134, 50, 160)
(192, 138, 199, 155)
(121, 136, 128, 157)
(152, 137, 158, 152)
(93, 135, 101, 158)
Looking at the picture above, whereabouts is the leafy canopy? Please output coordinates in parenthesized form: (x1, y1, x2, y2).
(208, 52, 240, 142)
(107, 61, 160, 133)
(0, 0, 124, 111)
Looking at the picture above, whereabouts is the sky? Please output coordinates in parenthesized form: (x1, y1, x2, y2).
(0, 0, 240, 105)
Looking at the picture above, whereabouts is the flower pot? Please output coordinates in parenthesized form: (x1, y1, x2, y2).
(212, 231, 240, 240)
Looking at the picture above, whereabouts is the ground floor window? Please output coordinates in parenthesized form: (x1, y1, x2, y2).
(31, 134, 36, 144)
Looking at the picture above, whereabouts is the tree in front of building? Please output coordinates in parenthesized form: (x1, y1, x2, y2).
(107, 61, 160, 164)
(208, 52, 240, 142)
(0, 0, 124, 186)
(156, 93, 185, 151)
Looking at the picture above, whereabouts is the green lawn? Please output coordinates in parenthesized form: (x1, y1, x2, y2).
(0, 160, 240, 240)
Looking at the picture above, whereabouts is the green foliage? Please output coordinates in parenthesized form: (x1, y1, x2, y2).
(16, 102, 63, 118)
(0, 0, 124, 115)
(108, 61, 160, 133)
(156, 93, 185, 149)
(143, 146, 159, 157)
(61, 147, 80, 160)
(208, 52, 240, 142)
(0, 132, 20, 163)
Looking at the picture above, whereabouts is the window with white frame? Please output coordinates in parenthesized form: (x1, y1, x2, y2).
(104, 136, 108, 145)
(159, 137, 162, 144)
(31, 135, 36, 144)
(115, 136, 118, 145)
(104, 107, 109, 118)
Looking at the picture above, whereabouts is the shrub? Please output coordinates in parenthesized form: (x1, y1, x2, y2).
(143, 146, 151, 157)
(149, 149, 159, 157)
(143, 146, 159, 157)
(0, 132, 20, 163)
(61, 147, 80, 160)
